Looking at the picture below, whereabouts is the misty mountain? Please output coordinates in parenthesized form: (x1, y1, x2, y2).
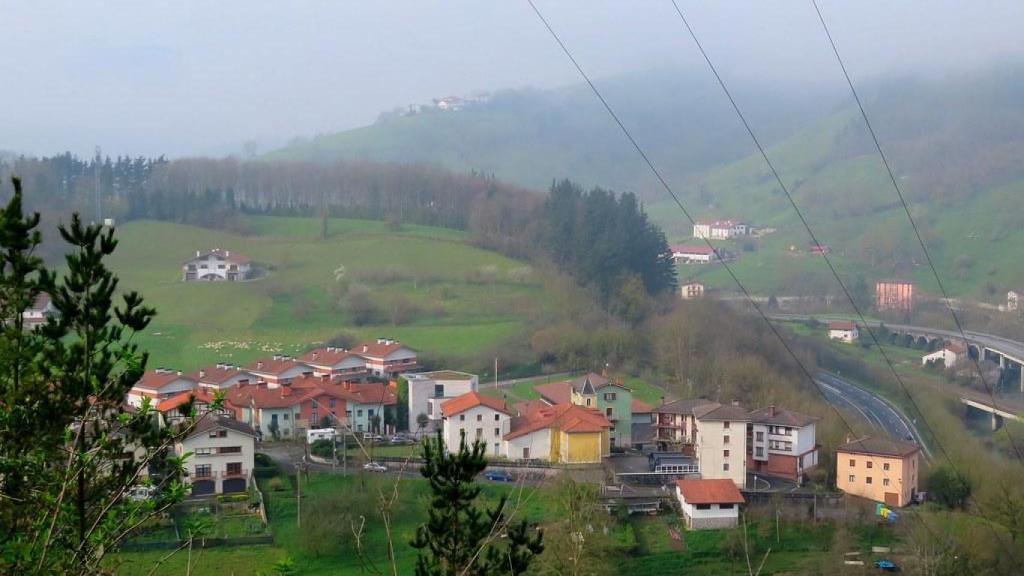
(266, 67, 843, 193)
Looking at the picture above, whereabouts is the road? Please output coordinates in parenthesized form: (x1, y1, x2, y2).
(816, 371, 932, 461)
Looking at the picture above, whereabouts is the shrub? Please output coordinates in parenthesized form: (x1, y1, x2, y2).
(265, 477, 286, 492)
(310, 439, 334, 459)
(254, 453, 273, 467)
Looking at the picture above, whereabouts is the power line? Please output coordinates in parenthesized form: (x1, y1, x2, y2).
(525, 0, 864, 447)
(809, 0, 1024, 463)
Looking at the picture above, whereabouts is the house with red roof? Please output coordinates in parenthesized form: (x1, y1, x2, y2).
(675, 479, 745, 530)
(828, 320, 859, 343)
(192, 364, 255, 390)
(176, 415, 257, 496)
(353, 338, 418, 378)
(440, 391, 514, 457)
(244, 355, 314, 387)
(669, 244, 718, 264)
(504, 402, 612, 464)
(299, 347, 369, 380)
(126, 369, 198, 408)
(922, 341, 968, 369)
(534, 373, 638, 450)
(182, 248, 251, 282)
(692, 220, 749, 240)
(155, 388, 233, 426)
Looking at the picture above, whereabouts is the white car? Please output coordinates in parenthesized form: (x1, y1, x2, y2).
(363, 462, 387, 473)
(126, 485, 156, 502)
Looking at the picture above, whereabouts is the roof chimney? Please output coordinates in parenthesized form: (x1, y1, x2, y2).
(226, 250, 230, 257)
(199, 369, 206, 379)
(362, 345, 368, 353)
(257, 361, 264, 369)
(768, 405, 776, 417)
(177, 370, 182, 376)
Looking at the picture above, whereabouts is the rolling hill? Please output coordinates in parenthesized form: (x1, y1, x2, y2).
(266, 67, 841, 192)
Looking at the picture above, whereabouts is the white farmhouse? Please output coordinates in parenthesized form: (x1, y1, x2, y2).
(22, 292, 57, 329)
(405, 370, 478, 432)
(694, 403, 750, 487)
(693, 220, 748, 240)
(675, 479, 745, 530)
(182, 248, 251, 282)
(828, 320, 859, 343)
(922, 342, 967, 369)
(670, 245, 717, 264)
(746, 405, 819, 482)
(440, 391, 513, 458)
(127, 369, 198, 408)
(176, 416, 257, 496)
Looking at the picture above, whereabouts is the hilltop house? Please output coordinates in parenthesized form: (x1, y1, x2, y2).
(694, 403, 750, 487)
(652, 398, 716, 453)
(836, 436, 920, 507)
(440, 391, 513, 457)
(746, 405, 819, 482)
(176, 416, 256, 496)
(828, 320, 859, 343)
(299, 347, 370, 381)
(680, 282, 705, 300)
(353, 338, 419, 378)
(693, 220, 748, 240)
(535, 373, 635, 449)
(126, 369, 198, 408)
(1007, 290, 1020, 313)
(504, 402, 612, 464)
(670, 245, 718, 264)
(675, 479, 745, 530)
(922, 342, 968, 369)
(182, 248, 251, 282)
(404, 371, 478, 433)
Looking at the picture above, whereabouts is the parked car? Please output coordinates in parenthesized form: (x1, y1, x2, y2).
(126, 485, 156, 502)
(874, 559, 899, 572)
(483, 470, 515, 482)
(363, 462, 387, 473)
(363, 433, 384, 442)
(388, 435, 412, 444)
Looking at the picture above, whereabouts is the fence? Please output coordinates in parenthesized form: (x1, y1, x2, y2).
(121, 535, 275, 552)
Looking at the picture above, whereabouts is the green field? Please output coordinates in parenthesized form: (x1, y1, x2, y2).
(107, 216, 544, 370)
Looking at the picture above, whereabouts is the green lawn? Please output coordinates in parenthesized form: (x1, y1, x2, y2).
(106, 216, 544, 370)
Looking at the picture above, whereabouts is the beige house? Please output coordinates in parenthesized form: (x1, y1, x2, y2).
(836, 437, 920, 508)
(182, 248, 251, 282)
(694, 403, 750, 487)
(177, 416, 257, 496)
(680, 282, 705, 300)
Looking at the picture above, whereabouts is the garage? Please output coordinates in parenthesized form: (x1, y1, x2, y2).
(191, 479, 216, 497)
(222, 478, 247, 494)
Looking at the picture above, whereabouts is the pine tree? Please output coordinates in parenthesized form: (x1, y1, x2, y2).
(411, 431, 543, 576)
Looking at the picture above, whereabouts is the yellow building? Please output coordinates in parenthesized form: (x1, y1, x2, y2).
(504, 402, 611, 464)
(836, 437, 920, 508)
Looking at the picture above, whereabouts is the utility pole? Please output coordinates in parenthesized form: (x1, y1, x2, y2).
(94, 145, 103, 222)
(494, 357, 498, 389)
(295, 462, 302, 528)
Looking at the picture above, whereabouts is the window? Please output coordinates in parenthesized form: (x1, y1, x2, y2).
(755, 447, 764, 457)
(585, 398, 592, 406)
(604, 393, 616, 401)
(476, 414, 482, 422)
(194, 464, 212, 478)
(475, 428, 483, 438)
(282, 413, 289, 421)
(848, 475, 855, 482)
(329, 398, 336, 409)
(311, 399, 318, 409)
(434, 384, 444, 398)
(219, 446, 241, 454)
(195, 447, 212, 456)
(723, 435, 730, 445)
(883, 462, 890, 471)
(723, 450, 730, 458)
(723, 421, 730, 430)
(866, 461, 873, 469)
(311, 409, 317, 422)
(755, 431, 764, 442)
(522, 447, 530, 459)
(849, 459, 855, 467)
(720, 504, 734, 509)
(208, 429, 227, 439)
(356, 410, 363, 417)
(368, 409, 375, 417)
(459, 414, 465, 422)
(883, 479, 891, 487)
(427, 404, 432, 416)
(226, 462, 242, 475)
(695, 504, 711, 510)
(723, 463, 730, 471)
(866, 477, 873, 485)
(606, 408, 613, 418)
(494, 413, 500, 421)
(494, 428, 500, 436)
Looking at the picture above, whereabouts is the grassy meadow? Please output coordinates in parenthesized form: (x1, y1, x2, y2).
(106, 216, 544, 371)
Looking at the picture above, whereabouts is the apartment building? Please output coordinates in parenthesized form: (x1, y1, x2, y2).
(405, 371, 478, 432)
(836, 436, 920, 507)
(440, 391, 513, 457)
(177, 416, 257, 496)
(653, 398, 716, 453)
(746, 405, 819, 482)
(694, 403, 750, 487)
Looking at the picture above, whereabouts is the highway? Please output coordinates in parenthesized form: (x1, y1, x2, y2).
(816, 371, 932, 461)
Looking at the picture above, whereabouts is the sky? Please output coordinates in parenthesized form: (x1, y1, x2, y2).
(2, 0, 1022, 158)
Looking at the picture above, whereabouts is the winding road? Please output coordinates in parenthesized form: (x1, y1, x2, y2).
(816, 371, 932, 461)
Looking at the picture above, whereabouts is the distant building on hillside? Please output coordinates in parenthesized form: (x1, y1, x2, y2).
(1008, 290, 1020, 313)
(828, 320, 859, 343)
(836, 436, 920, 508)
(182, 248, 251, 282)
(670, 245, 718, 264)
(693, 220, 748, 240)
(404, 371, 478, 433)
(680, 282, 705, 300)
(922, 342, 968, 369)
(876, 280, 915, 313)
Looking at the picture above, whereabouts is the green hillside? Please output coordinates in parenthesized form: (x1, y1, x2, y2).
(107, 216, 544, 370)
(266, 67, 839, 192)
(653, 65, 1024, 301)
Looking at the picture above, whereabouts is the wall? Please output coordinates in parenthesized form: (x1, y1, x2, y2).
(442, 405, 508, 457)
(180, 428, 254, 493)
(505, 429, 551, 461)
(696, 419, 748, 487)
(564, 431, 604, 464)
(836, 450, 919, 507)
(406, 374, 477, 430)
(598, 385, 633, 448)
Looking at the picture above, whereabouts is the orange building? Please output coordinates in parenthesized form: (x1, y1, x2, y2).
(836, 437, 920, 508)
(876, 280, 915, 313)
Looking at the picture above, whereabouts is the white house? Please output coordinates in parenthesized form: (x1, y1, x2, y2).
(299, 347, 369, 380)
(922, 342, 967, 369)
(354, 338, 419, 378)
(675, 479, 745, 530)
(828, 320, 859, 343)
(670, 245, 717, 264)
(244, 356, 314, 387)
(680, 282, 705, 300)
(182, 248, 251, 282)
(192, 364, 254, 391)
(693, 220, 748, 240)
(746, 406, 819, 482)
(440, 391, 513, 457)
(694, 403, 750, 487)
(21, 292, 57, 329)
(127, 369, 198, 408)
(405, 371, 478, 432)
(176, 415, 257, 496)
(1008, 291, 1020, 313)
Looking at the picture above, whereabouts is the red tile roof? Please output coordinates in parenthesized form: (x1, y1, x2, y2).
(133, 370, 197, 391)
(945, 342, 967, 354)
(225, 377, 398, 411)
(671, 244, 715, 256)
(299, 347, 362, 367)
(631, 399, 654, 413)
(505, 402, 611, 440)
(225, 383, 320, 409)
(186, 248, 250, 265)
(190, 365, 253, 385)
(353, 340, 412, 359)
(534, 382, 573, 405)
(829, 320, 856, 331)
(245, 357, 312, 377)
(156, 388, 219, 413)
(441, 391, 513, 417)
(838, 436, 920, 458)
(675, 479, 745, 505)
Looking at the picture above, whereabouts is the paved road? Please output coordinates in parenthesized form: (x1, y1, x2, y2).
(816, 372, 931, 461)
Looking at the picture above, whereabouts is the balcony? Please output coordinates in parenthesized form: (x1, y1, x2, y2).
(190, 468, 248, 480)
(222, 468, 248, 479)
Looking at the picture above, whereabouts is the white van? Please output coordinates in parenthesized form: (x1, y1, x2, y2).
(306, 428, 336, 444)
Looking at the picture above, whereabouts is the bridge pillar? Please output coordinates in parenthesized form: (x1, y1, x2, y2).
(993, 412, 1004, 431)
(1000, 355, 1007, 369)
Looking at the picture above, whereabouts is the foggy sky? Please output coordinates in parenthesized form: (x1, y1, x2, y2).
(3, 1, 1022, 158)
